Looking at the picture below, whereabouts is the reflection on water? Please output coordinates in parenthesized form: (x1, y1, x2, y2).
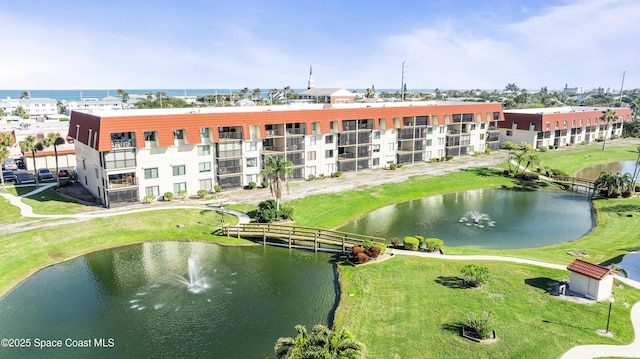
(338, 189, 593, 249)
(575, 160, 638, 180)
(610, 252, 640, 281)
(0, 242, 336, 358)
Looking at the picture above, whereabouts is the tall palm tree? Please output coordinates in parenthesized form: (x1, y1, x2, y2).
(43, 132, 64, 182)
(632, 145, 640, 189)
(0, 132, 16, 191)
(274, 324, 366, 359)
(259, 155, 293, 211)
(20, 135, 44, 186)
(522, 152, 541, 174)
(501, 141, 518, 173)
(20, 91, 29, 99)
(600, 109, 618, 151)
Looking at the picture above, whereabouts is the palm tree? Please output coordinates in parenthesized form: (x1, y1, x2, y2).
(501, 141, 518, 173)
(600, 109, 618, 151)
(0, 132, 16, 191)
(20, 135, 44, 186)
(20, 91, 29, 99)
(117, 89, 129, 104)
(632, 145, 640, 189)
(42, 132, 64, 180)
(259, 155, 293, 211)
(274, 324, 366, 359)
(522, 152, 541, 174)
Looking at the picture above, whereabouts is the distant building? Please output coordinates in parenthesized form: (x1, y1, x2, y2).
(0, 97, 58, 117)
(298, 65, 355, 104)
(63, 97, 123, 115)
(499, 106, 632, 149)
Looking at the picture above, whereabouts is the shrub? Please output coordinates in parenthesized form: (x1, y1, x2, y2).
(355, 252, 370, 264)
(143, 195, 155, 203)
(391, 237, 400, 247)
(425, 238, 443, 252)
(261, 180, 269, 188)
(177, 190, 187, 199)
(446, 155, 454, 161)
(163, 192, 174, 201)
(389, 163, 398, 170)
(213, 184, 222, 193)
(248, 181, 257, 189)
(403, 236, 420, 251)
(362, 240, 373, 249)
(308, 174, 316, 181)
(334, 170, 343, 178)
(484, 147, 492, 155)
(550, 168, 569, 177)
(467, 311, 495, 339)
(461, 264, 489, 288)
(538, 145, 548, 152)
(280, 205, 294, 220)
(352, 246, 367, 255)
(415, 235, 424, 248)
(197, 189, 208, 199)
(368, 245, 382, 258)
(397, 163, 403, 168)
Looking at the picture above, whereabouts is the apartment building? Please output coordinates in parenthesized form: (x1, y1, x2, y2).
(499, 106, 633, 149)
(0, 98, 58, 117)
(68, 101, 503, 207)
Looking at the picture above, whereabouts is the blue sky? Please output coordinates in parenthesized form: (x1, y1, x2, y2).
(1, 0, 638, 91)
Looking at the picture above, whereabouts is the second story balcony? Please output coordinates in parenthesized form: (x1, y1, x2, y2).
(110, 132, 137, 148)
(107, 173, 137, 189)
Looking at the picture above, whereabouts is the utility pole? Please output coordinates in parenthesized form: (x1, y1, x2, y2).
(401, 61, 406, 102)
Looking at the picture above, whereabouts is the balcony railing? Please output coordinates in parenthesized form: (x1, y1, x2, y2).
(265, 129, 284, 137)
(112, 139, 136, 148)
(217, 150, 242, 158)
(219, 132, 243, 140)
(286, 144, 305, 151)
(107, 176, 138, 189)
(263, 146, 285, 152)
(286, 128, 306, 135)
(217, 166, 242, 175)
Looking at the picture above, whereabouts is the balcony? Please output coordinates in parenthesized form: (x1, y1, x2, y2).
(262, 145, 285, 153)
(265, 129, 284, 137)
(219, 132, 243, 140)
(112, 139, 136, 148)
(107, 174, 137, 189)
(338, 153, 356, 160)
(286, 128, 306, 135)
(217, 166, 242, 175)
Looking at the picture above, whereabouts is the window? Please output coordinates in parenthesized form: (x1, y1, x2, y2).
(437, 138, 444, 145)
(426, 139, 433, 146)
(199, 179, 212, 191)
(200, 128, 210, 138)
(247, 141, 257, 151)
(427, 127, 433, 134)
(199, 162, 211, 173)
(95, 167, 99, 179)
(246, 157, 257, 167)
(144, 131, 156, 141)
(373, 144, 380, 153)
(325, 135, 334, 144)
(173, 129, 184, 140)
(173, 182, 186, 193)
(145, 186, 160, 196)
(506, 130, 513, 136)
(82, 159, 86, 170)
(307, 151, 316, 160)
(144, 168, 158, 179)
(173, 165, 186, 176)
(309, 136, 316, 146)
(246, 174, 257, 183)
(439, 126, 445, 133)
(388, 143, 394, 151)
(481, 123, 486, 129)
(480, 133, 485, 140)
(325, 149, 334, 158)
(198, 145, 211, 156)
(373, 158, 380, 166)
(373, 131, 380, 139)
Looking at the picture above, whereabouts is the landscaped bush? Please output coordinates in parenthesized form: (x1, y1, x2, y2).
(390, 163, 398, 170)
(352, 246, 366, 255)
(415, 235, 424, 249)
(248, 181, 257, 189)
(262, 180, 269, 188)
(446, 155, 454, 161)
(356, 252, 370, 264)
(425, 238, 443, 252)
(403, 236, 420, 251)
(280, 205, 294, 220)
(334, 171, 343, 178)
(308, 174, 316, 181)
(177, 190, 187, 199)
(484, 147, 492, 154)
(143, 195, 155, 203)
(255, 200, 294, 222)
(214, 184, 222, 193)
(368, 245, 382, 258)
(163, 192, 174, 201)
(197, 189, 208, 199)
(461, 264, 489, 288)
(466, 311, 495, 339)
(362, 240, 373, 249)
(548, 145, 555, 149)
(391, 237, 400, 247)
(538, 145, 548, 152)
(397, 163, 403, 168)
(550, 168, 568, 177)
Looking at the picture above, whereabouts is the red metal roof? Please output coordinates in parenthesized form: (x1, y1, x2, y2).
(567, 259, 614, 280)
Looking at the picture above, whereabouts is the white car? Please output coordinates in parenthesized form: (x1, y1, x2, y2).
(3, 158, 18, 171)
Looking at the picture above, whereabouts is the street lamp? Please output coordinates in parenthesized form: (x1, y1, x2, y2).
(606, 297, 615, 334)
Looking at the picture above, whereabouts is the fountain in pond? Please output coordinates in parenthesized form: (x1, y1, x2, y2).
(177, 254, 209, 293)
(459, 211, 495, 228)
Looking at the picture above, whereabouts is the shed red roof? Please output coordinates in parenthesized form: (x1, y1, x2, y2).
(567, 259, 614, 280)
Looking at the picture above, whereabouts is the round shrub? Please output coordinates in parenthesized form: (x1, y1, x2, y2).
(425, 238, 443, 252)
(484, 147, 492, 154)
(197, 189, 208, 199)
(214, 184, 222, 193)
(248, 181, 257, 189)
(163, 192, 174, 201)
(334, 170, 343, 178)
(368, 245, 382, 258)
(352, 246, 367, 255)
(390, 163, 398, 170)
(403, 236, 420, 251)
(356, 252, 370, 264)
(391, 237, 400, 247)
(262, 180, 269, 188)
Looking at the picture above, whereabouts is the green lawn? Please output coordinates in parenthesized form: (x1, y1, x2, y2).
(537, 140, 640, 175)
(334, 256, 640, 359)
(0, 196, 25, 224)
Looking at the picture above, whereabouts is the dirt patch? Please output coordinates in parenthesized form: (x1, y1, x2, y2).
(56, 183, 100, 205)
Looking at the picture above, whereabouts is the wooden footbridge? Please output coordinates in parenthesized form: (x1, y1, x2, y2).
(221, 223, 385, 253)
(549, 176, 597, 196)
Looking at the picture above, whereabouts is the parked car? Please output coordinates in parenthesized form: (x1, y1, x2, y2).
(38, 168, 55, 181)
(58, 168, 70, 178)
(2, 171, 18, 183)
(3, 158, 18, 171)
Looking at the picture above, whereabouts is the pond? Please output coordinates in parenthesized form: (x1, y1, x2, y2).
(0, 242, 337, 359)
(337, 188, 593, 249)
(574, 160, 638, 180)
(609, 252, 640, 282)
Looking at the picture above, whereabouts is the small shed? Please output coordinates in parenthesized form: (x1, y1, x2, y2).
(566, 259, 617, 301)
